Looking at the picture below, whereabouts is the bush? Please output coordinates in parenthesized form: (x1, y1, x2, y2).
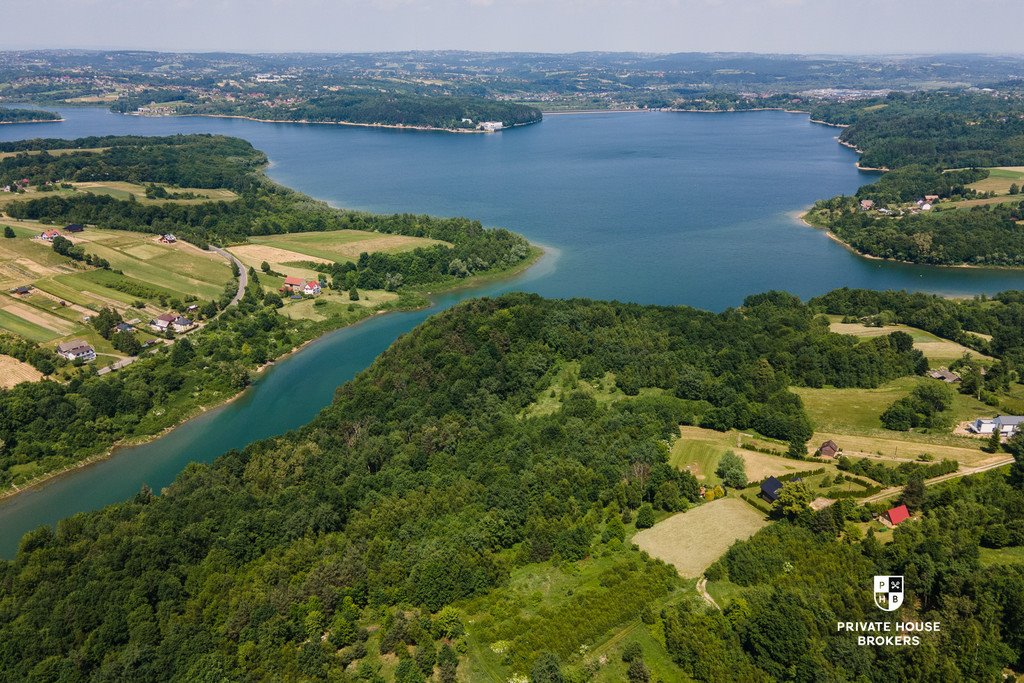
(635, 504, 655, 529)
(622, 642, 643, 663)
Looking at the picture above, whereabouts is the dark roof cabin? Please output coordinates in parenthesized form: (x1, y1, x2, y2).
(760, 476, 783, 503)
(64, 224, 85, 233)
(818, 440, 839, 458)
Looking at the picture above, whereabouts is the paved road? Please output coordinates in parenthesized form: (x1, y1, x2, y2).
(95, 246, 246, 376)
(208, 245, 247, 307)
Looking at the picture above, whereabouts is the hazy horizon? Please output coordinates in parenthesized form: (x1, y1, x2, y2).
(7, 0, 1024, 55)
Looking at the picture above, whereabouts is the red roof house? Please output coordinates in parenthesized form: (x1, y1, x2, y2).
(40, 229, 61, 240)
(886, 504, 910, 526)
(282, 275, 305, 291)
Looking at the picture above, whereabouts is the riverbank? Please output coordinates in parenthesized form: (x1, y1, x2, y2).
(0, 244, 548, 503)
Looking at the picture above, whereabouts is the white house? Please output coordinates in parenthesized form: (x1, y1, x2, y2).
(56, 339, 96, 362)
(478, 121, 504, 132)
(971, 416, 1024, 438)
(172, 316, 194, 333)
(303, 280, 321, 296)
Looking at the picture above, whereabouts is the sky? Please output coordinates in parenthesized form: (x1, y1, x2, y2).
(7, 0, 1024, 54)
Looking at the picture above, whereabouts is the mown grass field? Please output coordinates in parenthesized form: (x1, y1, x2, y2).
(0, 146, 109, 160)
(242, 229, 448, 265)
(827, 317, 990, 365)
(671, 426, 827, 481)
(0, 354, 43, 388)
(966, 166, 1024, 195)
(0, 181, 236, 209)
(632, 497, 769, 578)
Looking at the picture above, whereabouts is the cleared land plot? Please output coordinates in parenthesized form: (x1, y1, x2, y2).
(280, 289, 399, 320)
(72, 181, 238, 205)
(828, 318, 990, 364)
(0, 307, 58, 342)
(246, 230, 448, 264)
(1, 299, 75, 335)
(672, 426, 827, 482)
(633, 497, 769, 578)
(0, 146, 109, 160)
(228, 244, 328, 283)
(0, 354, 43, 388)
(966, 167, 1024, 195)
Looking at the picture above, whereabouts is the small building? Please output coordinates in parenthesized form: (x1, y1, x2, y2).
(921, 203, 932, 211)
(56, 339, 96, 362)
(478, 121, 504, 132)
(64, 224, 85, 233)
(817, 440, 840, 458)
(10, 285, 32, 295)
(159, 234, 177, 244)
(924, 195, 940, 203)
(759, 476, 783, 503)
(172, 316, 193, 333)
(114, 322, 133, 333)
(39, 229, 61, 241)
(282, 275, 305, 293)
(886, 504, 910, 526)
(150, 312, 177, 332)
(927, 368, 961, 383)
(303, 280, 322, 296)
(859, 199, 875, 211)
(970, 415, 1024, 438)
(186, 304, 199, 313)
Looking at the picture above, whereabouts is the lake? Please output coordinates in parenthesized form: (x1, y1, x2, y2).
(0, 107, 1020, 557)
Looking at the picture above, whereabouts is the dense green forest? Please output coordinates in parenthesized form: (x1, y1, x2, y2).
(809, 91, 1024, 170)
(111, 90, 543, 130)
(0, 292, 946, 680)
(1, 135, 533, 286)
(0, 107, 60, 124)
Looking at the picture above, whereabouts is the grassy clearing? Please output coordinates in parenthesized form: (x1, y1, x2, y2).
(246, 230, 448, 264)
(0, 306, 60, 342)
(979, 546, 1024, 568)
(73, 181, 237, 205)
(0, 354, 43, 388)
(828, 318, 990, 364)
(522, 361, 665, 419)
(0, 147, 109, 160)
(632, 497, 769, 578)
(966, 166, 1024, 195)
(672, 426, 827, 481)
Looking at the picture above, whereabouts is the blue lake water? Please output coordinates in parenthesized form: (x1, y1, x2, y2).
(0, 107, 1020, 557)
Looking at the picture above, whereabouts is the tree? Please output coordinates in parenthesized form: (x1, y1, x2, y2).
(627, 659, 651, 683)
(260, 261, 271, 273)
(530, 652, 564, 683)
(1010, 183, 1020, 195)
(984, 429, 1002, 454)
(622, 642, 643, 663)
(3, 226, 14, 238)
(438, 644, 458, 683)
(635, 503, 655, 529)
(349, 286, 359, 301)
(772, 481, 813, 520)
(901, 476, 925, 511)
(715, 450, 747, 488)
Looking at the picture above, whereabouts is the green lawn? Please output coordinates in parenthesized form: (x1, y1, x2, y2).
(979, 546, 1024, 568)
(0, 307, 59, 342)
(247, 229, 448, 263)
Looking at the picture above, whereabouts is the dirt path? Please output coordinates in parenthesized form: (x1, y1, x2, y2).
(858, 457, 1014, 504)
(696, 577, 720, 611)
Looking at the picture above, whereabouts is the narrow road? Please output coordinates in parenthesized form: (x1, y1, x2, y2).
(208, 245, 247, 307)
(95, 247, 246, 376)
(858, 457, 1015, 505)
(696, 577, 720, 611)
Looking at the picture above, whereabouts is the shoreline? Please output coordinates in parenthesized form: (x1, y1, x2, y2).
(0, 117, 64, 125)
(0, 244, 548, 503)
(127, 111, 541, 134)
(793, 209, 1024, 271)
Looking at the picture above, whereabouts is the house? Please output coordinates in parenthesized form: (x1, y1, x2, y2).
(859, 199, 875, 211)
(150, 312, 177, 331)
(817, 439, 840, 458)
(172, 316, 193, 333)
(921, 203, 932, 211)
(760, 476, 784, 503)
(924, 194, 940, 203)
(886, 504, 910, 526)
(56, 339, 96, 362)
(114, 322, 133, 333)
(10, 285, 32, 295)
(64, 223, 85, 233)
(970, 415, 1024, 438)
(158, 234, 177, 244)
(303, 280, 321, 296)
(186, 304, 199, 313)
(927, 368, 961, 383)
(39, 229, 61, 241)
(478, 121, 504, 132)
(282, 275, 306, 293)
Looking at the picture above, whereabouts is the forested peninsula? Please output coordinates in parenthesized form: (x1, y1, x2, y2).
(0, 106, 60, 124)
(803, 92, 1024, 266)
(112, 91, 543, 132)
(3, 291, 1024, 680)
(0, 134, 536, 492)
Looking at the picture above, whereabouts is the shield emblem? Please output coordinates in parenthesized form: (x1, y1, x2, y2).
(874, 575, 904, 611)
